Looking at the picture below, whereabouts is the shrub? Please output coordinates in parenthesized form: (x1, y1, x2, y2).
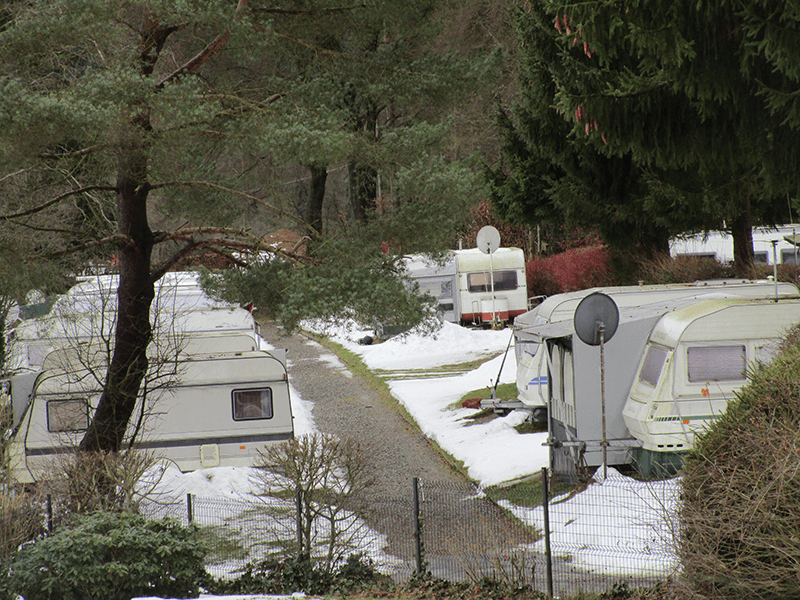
(636, 254, 734, 283)
(0, 490, 46, 561)
(680, 325, 800, 599)
(5, 511, 207, 600)
(526, 246, 613, 296)
(251, 433, 376, 571)
(207, 552, 385, 596)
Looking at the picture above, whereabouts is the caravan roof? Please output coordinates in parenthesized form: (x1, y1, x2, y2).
(515, 280, 799, 342)
(454, 247, 524, 271)
(648, 297, 800, 348)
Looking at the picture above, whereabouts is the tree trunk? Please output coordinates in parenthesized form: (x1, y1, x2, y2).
(78, 18, 165, 453)
(307, 163, 327, 236)
(349, 161, 378, 223)
(347, 102, 380, 223)
(731, 196, 755, 278)
(79, 148, 155, 453)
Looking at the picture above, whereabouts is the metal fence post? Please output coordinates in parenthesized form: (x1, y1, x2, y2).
(46, 494, 53, 533)
(542, 467, 553, 599)
(413, 477, 423, 575)
(186, 493, 193, 524)
(296, 487, 303, 553)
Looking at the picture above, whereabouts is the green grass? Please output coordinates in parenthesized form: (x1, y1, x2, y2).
(484, 473, 580, 509)
(458, 382, 517, 405)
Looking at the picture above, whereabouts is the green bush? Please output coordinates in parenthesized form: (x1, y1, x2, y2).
(208, 552, 385, 596)
(5, 511, 207, 600)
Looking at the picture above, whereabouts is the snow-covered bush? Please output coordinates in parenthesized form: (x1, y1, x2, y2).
(4, 512, 207, 600)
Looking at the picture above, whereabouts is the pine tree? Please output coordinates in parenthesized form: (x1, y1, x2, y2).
(487, 1, 707, 258)
(0, 0, 497, 454)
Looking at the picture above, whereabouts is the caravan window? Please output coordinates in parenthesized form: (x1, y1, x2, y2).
(639, 345, 668, 387)
(417, 279, 453, 300)
(687, 345, 746, 382)
(47, 399, 89, 432)
(232, 388, 273, 420)
(467, 270, 518, 293)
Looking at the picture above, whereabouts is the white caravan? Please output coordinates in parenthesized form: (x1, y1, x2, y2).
(405, 248, 528, 326)
(6, 336, 293, 484)
(3, 272, 294, 484)
(671, 224, 800, 265)
(622, 298, 800, 464)
(512, 281, 799, 479)
(513, 280, 799, 419)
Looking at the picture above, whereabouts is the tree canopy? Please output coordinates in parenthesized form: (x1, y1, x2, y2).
(0, 0, 508, 452)
(489, 0, 800, 273)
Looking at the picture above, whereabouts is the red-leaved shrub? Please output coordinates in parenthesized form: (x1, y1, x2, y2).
(526, 246, 612, 297)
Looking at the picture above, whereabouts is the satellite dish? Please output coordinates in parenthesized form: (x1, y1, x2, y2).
(574, 292, 619, 346)
(476, 226, 501, 254)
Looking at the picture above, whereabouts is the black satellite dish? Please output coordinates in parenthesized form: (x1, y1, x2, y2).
(574, 292, 619, 346)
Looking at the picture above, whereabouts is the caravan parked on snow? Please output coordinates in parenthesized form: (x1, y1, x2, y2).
(512, 281, 800, 478)
(3, 272, 294, 484)
(622, 297, 800, 472)
(513, 280, 800, 419)
(405, 248, 528, 326)
(6, 338, 293, 484)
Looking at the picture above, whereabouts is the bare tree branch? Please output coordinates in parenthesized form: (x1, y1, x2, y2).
(149, 180, 315, 233)
(38, 145, 106, 160)
(0, 186, 117, 221)
(156, 0, 251, 88)
(151, 225, 315, 274)
(253, 4, 367, 16)
(41, 233, 134, 260)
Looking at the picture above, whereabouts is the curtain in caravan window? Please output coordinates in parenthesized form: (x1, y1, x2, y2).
(47, 399, 89, 432)
(687, 345, 746, 382)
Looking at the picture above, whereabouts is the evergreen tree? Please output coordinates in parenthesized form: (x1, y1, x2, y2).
(491, 0, 799, 274)
(487, 1, 701, 258)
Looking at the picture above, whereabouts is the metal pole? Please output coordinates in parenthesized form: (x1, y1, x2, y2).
(599, 324, 608, 480)
(296, 488, 303, 553)
(773, 240, 779, 302)
(541, 467, 553, 599)
(413, 477, 423, 575)
(489, 247, 497, 325)
(46, 494, 53, 533)
(186, 493, 193, 524)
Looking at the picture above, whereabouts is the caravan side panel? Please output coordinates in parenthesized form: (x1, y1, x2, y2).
(10, 351, 294, 483)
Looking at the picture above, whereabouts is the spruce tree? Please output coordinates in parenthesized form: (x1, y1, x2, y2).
(492, 0, 799, 273)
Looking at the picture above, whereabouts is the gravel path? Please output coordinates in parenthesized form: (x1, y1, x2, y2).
(260, 322, 538, 580)
(260, 321, 463, 494)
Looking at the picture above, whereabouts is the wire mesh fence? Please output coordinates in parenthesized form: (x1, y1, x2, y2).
(131, 469, 680, 595)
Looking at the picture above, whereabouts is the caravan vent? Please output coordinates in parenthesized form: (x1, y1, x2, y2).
(200, 444, 220, 468)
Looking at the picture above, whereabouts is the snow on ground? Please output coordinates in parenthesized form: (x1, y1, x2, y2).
(136, 320, 680, 599)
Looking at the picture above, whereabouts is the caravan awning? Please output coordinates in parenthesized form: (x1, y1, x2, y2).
(515, 318, 574, 343)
